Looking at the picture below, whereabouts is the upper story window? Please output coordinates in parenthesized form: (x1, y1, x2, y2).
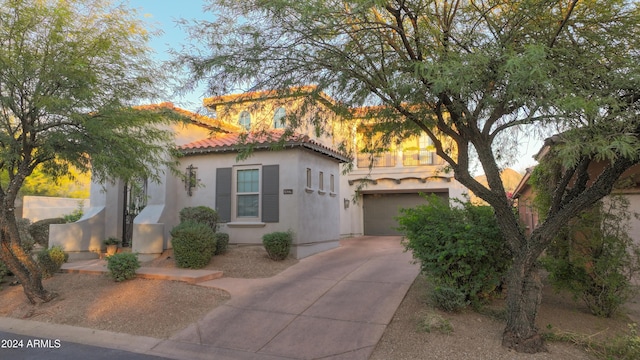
(402, 133, 442, 166)
(239, 111, 251, 130)
(356, 129, 396, 168)
(273, 107, 286, 129)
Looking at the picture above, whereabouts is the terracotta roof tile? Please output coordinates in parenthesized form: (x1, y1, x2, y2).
(179, 129, 350, 163)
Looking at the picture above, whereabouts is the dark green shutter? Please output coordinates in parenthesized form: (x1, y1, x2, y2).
(216, 168, 232, 222)
(262, 165, 279, 222)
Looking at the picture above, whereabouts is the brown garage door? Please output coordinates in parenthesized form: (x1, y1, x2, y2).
(362, 192, 449, 235)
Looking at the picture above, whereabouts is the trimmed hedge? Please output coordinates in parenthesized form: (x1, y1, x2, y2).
(262, 231, 292, 261)
(37, 245, 68, 278)
(179, 206, 218, 232)
(170, 221, 216, 268)
(398, 194, 511, 309)
(29, 218, 66, 247)
(213, 233, 229, 255)
(107, 252, 140, 282)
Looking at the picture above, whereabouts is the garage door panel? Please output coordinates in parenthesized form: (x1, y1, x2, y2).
(363, 192, 448, 236)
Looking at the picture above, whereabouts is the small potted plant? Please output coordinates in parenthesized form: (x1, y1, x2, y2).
(103, 237, 120, 256)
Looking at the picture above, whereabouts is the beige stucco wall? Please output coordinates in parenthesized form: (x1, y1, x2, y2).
(339, 151, 468, 238)
(177, 148, 342, 258)
(48, 120, 211, 260)
(49, 181, 112, 260)
(21, 196, 88, 222)
(209, 95, 341, 150)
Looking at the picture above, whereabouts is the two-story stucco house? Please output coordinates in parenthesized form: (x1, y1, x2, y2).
(50, 90, 468, 260)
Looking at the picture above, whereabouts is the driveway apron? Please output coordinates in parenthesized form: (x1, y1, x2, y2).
(155, 236, 419, 360)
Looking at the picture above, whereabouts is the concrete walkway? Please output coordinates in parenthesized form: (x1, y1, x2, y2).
(1, 236, 419, 360)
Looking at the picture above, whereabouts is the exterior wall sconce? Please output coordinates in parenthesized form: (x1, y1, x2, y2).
(344, 198, 350, 209)
(185, 164, 198, 196)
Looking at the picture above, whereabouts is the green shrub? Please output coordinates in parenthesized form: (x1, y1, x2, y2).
(262, 231, 292, 261)
(170, 221, 216, 268)
(37, 245, 68, 278)
(62, 202, 84, 223)
(417, 311, 454, 334)
(106, 252, 140, 282)
(397, 194, 512, 309)
(542, 196, 640, 317)
(213, 233, 229, 255)
(431, 280, 469, 312)
(179, 206, 218, 232)
(103, 237, 120, 246)
(29, 218, 66, 247)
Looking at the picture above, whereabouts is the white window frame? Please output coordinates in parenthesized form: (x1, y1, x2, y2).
(232, 165, 261, 221)
(239, 111, 251, 130)
(273, 107, 286, 129)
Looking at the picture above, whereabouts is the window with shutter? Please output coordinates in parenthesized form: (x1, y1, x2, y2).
(215, 168, 232, 222)
(262, 165, 279, 222)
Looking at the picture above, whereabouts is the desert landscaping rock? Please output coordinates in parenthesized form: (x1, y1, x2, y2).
(1, 243, 639, 359)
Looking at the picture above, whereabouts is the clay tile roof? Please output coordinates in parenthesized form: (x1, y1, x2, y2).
(203, 86, 319, 107)
(179, 128, 351, 163)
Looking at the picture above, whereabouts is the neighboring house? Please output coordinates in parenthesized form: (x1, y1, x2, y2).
(511, 167, 541, 237)
(469, 168, 523, 206)
(512, 136, 640, 243)
(50, 91, 468, 260)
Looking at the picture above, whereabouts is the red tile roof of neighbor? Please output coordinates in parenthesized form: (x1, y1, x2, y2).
(179, 128, 351, 163)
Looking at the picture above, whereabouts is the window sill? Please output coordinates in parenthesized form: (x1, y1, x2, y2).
(318, 190, 326, 195)
(329, 192, 337, 197)
(226, 222, 266, 228)
(305, 187, 314, 194)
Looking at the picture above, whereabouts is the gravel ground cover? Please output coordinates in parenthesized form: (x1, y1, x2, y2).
(1, 245, 638, 359)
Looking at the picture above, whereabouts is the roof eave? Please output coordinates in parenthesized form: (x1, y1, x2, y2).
(180, 141, 351, 163)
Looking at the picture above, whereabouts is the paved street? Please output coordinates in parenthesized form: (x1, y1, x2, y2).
(0, 331, 170, 360)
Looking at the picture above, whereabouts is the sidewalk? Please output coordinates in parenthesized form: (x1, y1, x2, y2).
(61, 259, 223, 284)
(1, 236, 419, 360)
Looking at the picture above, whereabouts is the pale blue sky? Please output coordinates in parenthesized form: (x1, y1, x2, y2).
(126, 0, 211, 111)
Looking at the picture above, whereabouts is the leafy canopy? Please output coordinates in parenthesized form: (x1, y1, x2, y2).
(176, 0, 640, 254)
(0, 0, 177, 204)
(178, 0, 640, 179)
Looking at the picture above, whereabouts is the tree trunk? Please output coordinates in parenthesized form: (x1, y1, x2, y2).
(0, 207, 56, 304)
(502, 254, 546, 353)
(0, 239, 56, 304)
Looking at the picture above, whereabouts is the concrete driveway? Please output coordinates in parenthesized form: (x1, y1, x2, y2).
(155, 235, 420, 360)
(0, 236, 419, 360)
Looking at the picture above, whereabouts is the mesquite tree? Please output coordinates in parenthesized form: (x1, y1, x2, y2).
(175, 0, 640, 353)
(0, 0, 177, 303)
